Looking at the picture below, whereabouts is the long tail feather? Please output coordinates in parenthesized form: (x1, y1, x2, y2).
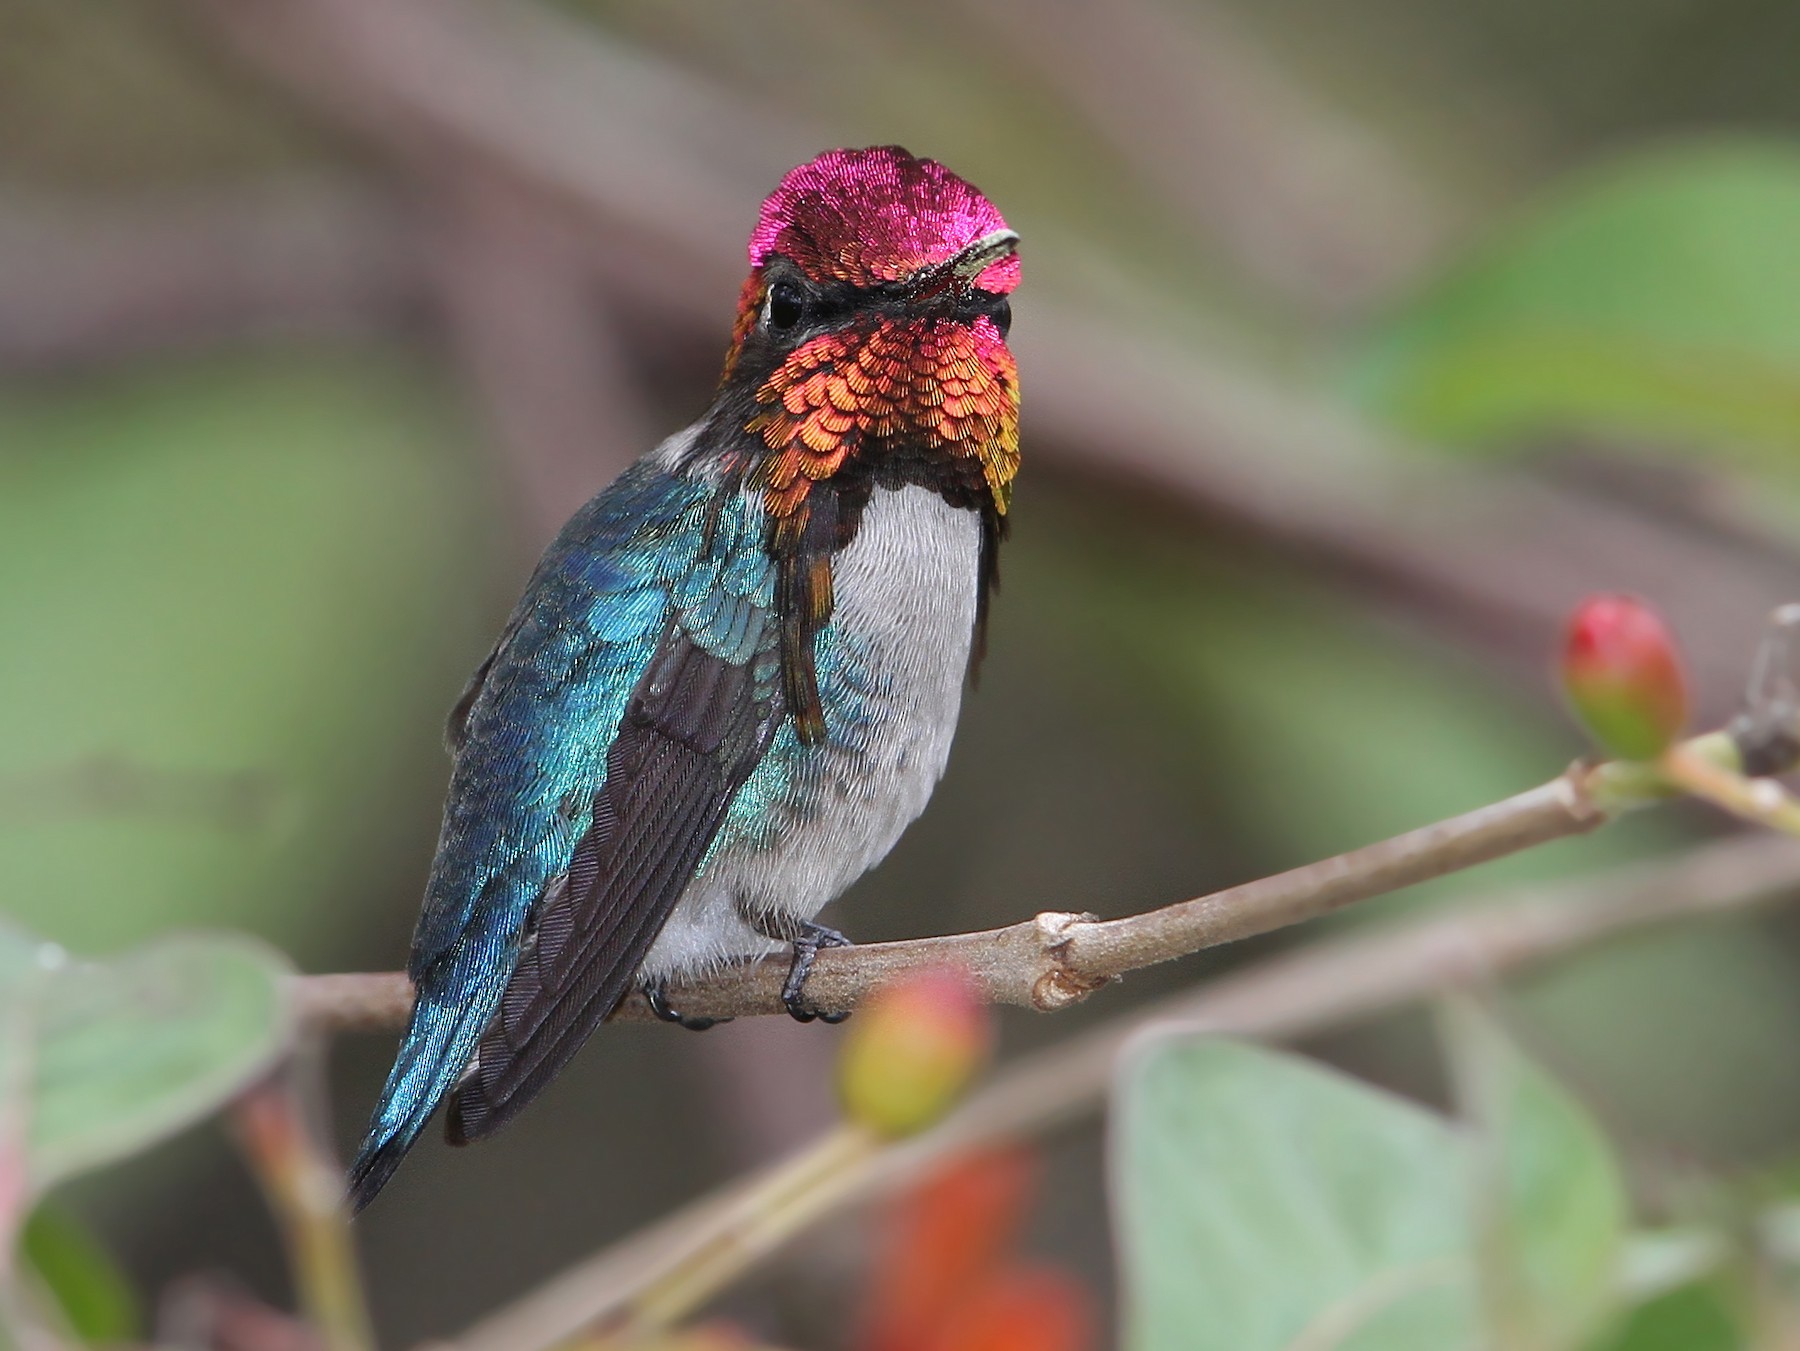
(346, 935, 510, 1213)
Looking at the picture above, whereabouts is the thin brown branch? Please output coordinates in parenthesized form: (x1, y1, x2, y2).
(893, 829, 1800, 1170)
(446, 828, 1800, 1351)
(293, 740, 1728, 1037)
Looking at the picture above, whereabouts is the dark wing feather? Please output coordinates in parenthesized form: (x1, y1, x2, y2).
(445, 641, 499, 754)
(969, 503, 1006, 684)
(446, 626, 779, 1142)
(769, 493, 841, 745)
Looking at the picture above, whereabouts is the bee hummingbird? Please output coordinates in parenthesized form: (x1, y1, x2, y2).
(349, 147, 1021, 1210)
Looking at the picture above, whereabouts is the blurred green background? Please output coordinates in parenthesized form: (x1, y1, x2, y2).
(6, 0, 1800, 1345)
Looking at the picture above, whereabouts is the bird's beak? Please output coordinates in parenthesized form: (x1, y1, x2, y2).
(948, 228, 1020, 282)
(911, 229, 1019, 304)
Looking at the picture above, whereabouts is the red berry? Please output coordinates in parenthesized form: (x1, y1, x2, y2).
(1560, 595, 1689, 759)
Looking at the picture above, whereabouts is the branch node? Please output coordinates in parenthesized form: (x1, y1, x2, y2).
(1730, 710, 1800, 779)
(1031, 969, 1106, 1011)
(1033, 910, 1098, 943)
(1030, 911, 1109, 1010)
(1559, 759, 1614, 824)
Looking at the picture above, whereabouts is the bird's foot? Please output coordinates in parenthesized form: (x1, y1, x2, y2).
(782, 922, 854, 1024)
(644, 981, 727, 1031)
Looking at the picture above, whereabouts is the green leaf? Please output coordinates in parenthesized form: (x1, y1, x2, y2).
(20, 1205, 140, 1343)
(1584, 1282, 1741, 1351)
(1351, 140, 1800, 465)
(1443, 1000, 1628, 1349)
(0, 920, 292, 1195)
(1111, 1037, 1477, 1351)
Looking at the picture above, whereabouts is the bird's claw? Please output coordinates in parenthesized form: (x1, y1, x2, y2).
(782, 922, 854, 1024)
(644, 981, 727, 1031)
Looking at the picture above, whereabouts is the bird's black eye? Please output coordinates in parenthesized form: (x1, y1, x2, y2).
(765, 280, 808, 332)
(960, 290, 1012, 338)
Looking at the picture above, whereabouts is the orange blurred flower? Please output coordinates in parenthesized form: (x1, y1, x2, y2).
(857, 1150, 1092, 1351)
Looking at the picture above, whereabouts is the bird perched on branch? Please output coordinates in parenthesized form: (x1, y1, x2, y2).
(350, 147, 1022, 1210)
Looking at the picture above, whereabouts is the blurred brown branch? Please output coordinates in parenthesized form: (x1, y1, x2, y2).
(1, 0, 1773, 728)
(183, 0, 785, 311)
(429, 174, 652, 535)
(0, 754, 280, 831)
(8, 179, 1787, 724)
(956, 0, 1448, 305)
(0, 184, 422, 372)
(11, 4, 1800, 1347)
(291, 733, 1752, 1036)
(447, 827, 1800, 1351)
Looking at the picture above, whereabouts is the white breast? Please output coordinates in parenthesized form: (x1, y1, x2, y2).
(830, 482, 984, 787)
(642, 485, 983, 980)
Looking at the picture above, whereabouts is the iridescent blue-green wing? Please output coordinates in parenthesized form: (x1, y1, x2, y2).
(446, 629, 779, 1139)
(444, 627, 508, 754)
(445, 487, 782, 1143)
(350, 462, 772, 1209)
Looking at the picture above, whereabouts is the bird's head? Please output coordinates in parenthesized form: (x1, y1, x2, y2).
(717, 147, 1021, 519)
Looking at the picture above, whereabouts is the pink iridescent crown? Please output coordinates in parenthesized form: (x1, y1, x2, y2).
(748, 146, 1020, 294)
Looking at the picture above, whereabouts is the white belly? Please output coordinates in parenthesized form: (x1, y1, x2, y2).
(641, 484, 982, 980)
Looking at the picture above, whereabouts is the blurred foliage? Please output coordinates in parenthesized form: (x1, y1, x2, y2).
(1352, 141, 1800, 475)
(1590, 1283, 1742, 1351)
(0, 351, 501, 962)
(0, 0, 318, 182)
(1114, 1037, 1476, 1349)
(1009, 497, 1681, 929)
(1254, 0, 1800, 170)
(6, 0, 1800, 1346)
(1444, 998, 1627, 1346)
(1517, 920, 1800, 1162)
(1112, 1021, 1791, 1351)
(20, 1205, 140, 1344)
(1022, 516, 1587, 865)
(0, 919, 289, 1198)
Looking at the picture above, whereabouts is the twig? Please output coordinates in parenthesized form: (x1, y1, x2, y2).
(1660, 742, 1800, 837)
(613, 1125, 878, 1336)
(444, 829, 1800, 1351)
(294, 735, 1750, 1035)
(232, 1062, 373, 1351)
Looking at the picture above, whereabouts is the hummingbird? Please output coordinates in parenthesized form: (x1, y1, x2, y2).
(349, 146, 1021, 1210)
